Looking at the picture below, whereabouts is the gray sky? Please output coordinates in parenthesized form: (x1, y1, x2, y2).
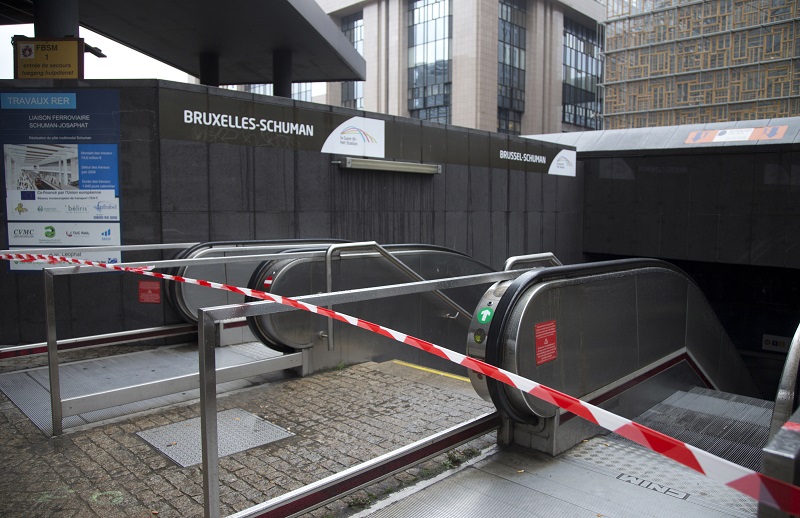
(0, 24, 192, 81)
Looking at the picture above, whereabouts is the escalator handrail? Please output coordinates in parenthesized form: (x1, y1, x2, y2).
(324, 242, 474, 351)
(504, 252, 563, 270)
(165, 239, 352, 322)
(769, 322, 800, 438)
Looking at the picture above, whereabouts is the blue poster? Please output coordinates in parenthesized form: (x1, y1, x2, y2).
(1, 89, 121, 269)
(78, 144, 119, 196)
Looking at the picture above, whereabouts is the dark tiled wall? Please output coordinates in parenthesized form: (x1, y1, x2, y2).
(158, 140, 584, 272)
(0, 83, 584, 345)
(583, 150, 800, 269)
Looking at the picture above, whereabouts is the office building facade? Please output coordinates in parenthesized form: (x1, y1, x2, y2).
(603, 0, 800, 129)
(316, 0, 605, 135)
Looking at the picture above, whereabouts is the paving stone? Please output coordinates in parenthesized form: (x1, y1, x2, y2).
(0, 359, 494, 517)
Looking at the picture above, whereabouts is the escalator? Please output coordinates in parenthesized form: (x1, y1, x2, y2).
(166, 240, 499, 372)
(244, 243, 493, 362)
(165, 239, 352, 323)
(467, 258, 785, 472)
(226, 255, 800, 518)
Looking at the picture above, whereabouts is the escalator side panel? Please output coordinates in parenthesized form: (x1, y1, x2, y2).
(686, 283, 723, 387)
(636, 270, 689, 367)
(485, 262, 762, 424)
(687, 283, 760, 397)
(250, 249, 494, 373)
(168, 240, 351, 323)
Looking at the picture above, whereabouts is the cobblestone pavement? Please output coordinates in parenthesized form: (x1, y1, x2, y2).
(0, 356, 495, 518)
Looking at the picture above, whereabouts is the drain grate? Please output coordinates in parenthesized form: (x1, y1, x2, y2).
(137, 408, 293, 467)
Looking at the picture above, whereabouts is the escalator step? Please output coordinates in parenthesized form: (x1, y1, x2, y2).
(631, 387, 773, 472)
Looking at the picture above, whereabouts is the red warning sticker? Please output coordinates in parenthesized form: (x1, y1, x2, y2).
(138, 280, 161, 304)
(535, 320, 557, 365)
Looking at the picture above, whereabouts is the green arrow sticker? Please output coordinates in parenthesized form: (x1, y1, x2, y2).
(476, 307, 494, 324)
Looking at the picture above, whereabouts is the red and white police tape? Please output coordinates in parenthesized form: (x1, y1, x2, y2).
(3, 252, 800, 514)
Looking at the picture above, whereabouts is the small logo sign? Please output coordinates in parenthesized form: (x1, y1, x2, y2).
(19, 43, 34, 59)
(321, 116, 385, 158)
(476, 307, 494, 325)
(616, 474, 689, 500)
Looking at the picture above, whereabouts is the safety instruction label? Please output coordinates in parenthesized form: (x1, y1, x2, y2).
(138, 280, 161, 304)
(535, 320, 558, 365)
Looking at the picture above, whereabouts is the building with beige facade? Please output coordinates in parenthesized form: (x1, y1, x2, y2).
(603, 0, 800, 129)
(312, 0, 605, 135)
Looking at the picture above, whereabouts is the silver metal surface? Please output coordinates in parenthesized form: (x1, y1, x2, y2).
(760, 404, 800, 518)
(0, 242, 196, 255)
(173, 243, 340, 323)
(0, 342, 286, 435)
(323, 242, 473, 352)
(634, 387, 772, 472)
(33, 241, 332, 436)
(44, 269, 62, 436)
(0, 324, 196, 355)
(497, 266, 761, 426)
(361, 435, 754, 518)
(503, 252, 562, 270)
(229, 413, 500, 518)
(199, 266, 509, 518)
(61, 352, 302, 417)
(137, 408, 293, 468)
(466, 280, 513, 404)
(41, 249, 328, 275)
(228, 271, 521, 319)
(245, 248, 501, 372)
(201, 311, 221, 518)
(769, 322, 800, 438)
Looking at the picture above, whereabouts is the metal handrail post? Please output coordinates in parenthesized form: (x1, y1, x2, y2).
(44, 268, 63, 436)
(324, 243, 377, 351)
(504, 253, 562, 271)
(199, 310, 221, 518)
(769, 322, 800, 438)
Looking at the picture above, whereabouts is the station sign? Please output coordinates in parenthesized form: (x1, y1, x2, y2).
(159, 88, 571, 172)
(14, 38, 84, 80)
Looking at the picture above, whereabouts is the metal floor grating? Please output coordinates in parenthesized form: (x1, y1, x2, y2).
(0, 342, 284, 435)
(631, 386, 773, 472)
(137, 408, 293, 467)
(363, 435, 755, 518)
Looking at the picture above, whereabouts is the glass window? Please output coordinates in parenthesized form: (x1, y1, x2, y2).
(562, 17, 604, 130)
(408, 0, 452, 123)
(497, 0, 526, 135)
(341, 12, 365, 109)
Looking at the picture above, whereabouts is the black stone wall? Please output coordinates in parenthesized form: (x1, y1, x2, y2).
(583, 149, 800, 268)
(0, 81, 584, 345)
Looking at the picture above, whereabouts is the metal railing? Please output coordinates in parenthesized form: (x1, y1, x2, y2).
(323, 241, 473, 351)
(755, 321, 800, 516)
(196, 268, 529, 518)
(504, 252, 563, 271)
(34, 245, 340, 435)
(769, 322, 800, 438)
(168, 240, 351, 323)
